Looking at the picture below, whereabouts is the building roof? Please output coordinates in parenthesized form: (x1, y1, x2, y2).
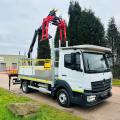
(0, 54, 26, 57)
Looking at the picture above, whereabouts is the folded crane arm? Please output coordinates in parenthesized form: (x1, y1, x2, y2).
(28, 9, 66, 58)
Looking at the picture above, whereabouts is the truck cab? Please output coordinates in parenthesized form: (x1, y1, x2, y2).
(54, 45, 112, 106)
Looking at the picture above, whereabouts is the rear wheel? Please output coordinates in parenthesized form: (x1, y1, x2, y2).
(57, 89, 71, 107)
(22, 81, 30, 93)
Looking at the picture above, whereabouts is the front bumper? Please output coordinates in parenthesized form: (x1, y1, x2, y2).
(72, 89, 112, 107)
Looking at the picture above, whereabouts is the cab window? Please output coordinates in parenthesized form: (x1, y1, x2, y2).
(64, 52, 81, 71)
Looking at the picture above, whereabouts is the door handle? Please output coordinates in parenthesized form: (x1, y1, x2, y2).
(62, 74, 67, 76)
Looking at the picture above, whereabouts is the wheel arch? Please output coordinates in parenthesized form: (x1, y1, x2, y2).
(52, 80, 73, 98)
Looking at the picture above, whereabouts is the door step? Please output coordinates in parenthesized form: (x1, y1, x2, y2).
(28, 85, 51, 94)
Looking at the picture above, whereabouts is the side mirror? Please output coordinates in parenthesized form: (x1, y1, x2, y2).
(70, 53, 76, 70)
(71, 53, 76, 64)
(71, 53, 83, 72)
(106, 53, 112, 59)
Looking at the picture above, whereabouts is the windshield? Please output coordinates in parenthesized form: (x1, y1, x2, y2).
(83, 52, 110, 73)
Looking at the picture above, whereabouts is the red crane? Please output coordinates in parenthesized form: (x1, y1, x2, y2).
(28, 9, 66, 58)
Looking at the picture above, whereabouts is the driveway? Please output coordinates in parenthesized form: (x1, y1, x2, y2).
(0, 73, 120, 120)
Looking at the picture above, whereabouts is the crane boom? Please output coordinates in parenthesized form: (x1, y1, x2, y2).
(27, 9, 66, 58)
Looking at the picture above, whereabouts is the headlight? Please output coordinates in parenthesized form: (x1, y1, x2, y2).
(87, 95, 96, 102)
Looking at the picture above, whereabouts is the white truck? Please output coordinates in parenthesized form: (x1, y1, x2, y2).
(10, 10, 112, 107)
(17, 44, 112, 107)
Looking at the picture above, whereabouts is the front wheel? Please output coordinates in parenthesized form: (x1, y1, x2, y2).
(57, 89, 71, 107)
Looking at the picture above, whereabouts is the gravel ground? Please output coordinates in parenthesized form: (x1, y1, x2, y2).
(0, 73, 120, 120)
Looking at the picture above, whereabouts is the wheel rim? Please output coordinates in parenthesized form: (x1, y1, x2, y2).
(59, 93, 67, 104)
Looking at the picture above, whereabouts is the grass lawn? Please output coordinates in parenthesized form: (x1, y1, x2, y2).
(112, 79, 120, 86)
(0, 88, 83, 120)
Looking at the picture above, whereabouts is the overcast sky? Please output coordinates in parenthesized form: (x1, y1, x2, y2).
(0, 0, 120, 57)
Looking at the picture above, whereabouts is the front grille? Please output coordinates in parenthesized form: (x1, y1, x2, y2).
(91, 79, 111, 93)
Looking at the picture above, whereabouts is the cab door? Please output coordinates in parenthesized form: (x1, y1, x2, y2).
(59, 50, 84, 92)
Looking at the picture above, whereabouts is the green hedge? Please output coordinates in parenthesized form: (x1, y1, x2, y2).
(112, 79, 120, 86)
(112, 65, 120, 79)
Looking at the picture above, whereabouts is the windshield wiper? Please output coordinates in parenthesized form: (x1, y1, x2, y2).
(86, 70, 100, 73)
(103, 68, 111, 72)
(86, 68, 111, 73)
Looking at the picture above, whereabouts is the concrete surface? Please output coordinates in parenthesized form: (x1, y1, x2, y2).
(0, 73, 120, 120)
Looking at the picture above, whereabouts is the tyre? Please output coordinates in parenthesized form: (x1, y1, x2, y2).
(21, 81, 30, 93)
(57, 89, 71, 107)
